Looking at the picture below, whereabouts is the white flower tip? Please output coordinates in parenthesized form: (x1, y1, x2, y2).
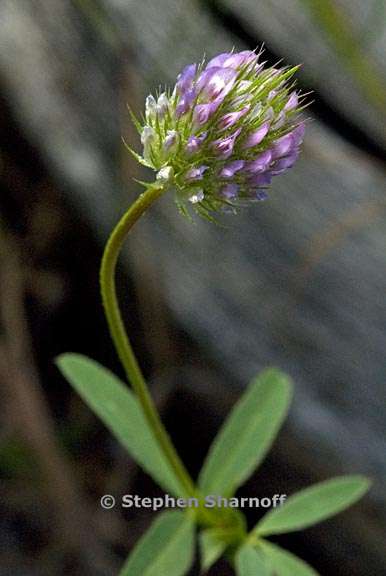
(156, 165, 174, 182)
(157, 93, 170, 116)
(145, 95, 157, 120)
(189, 189, 204, 204)
(141, 125, 156, 145)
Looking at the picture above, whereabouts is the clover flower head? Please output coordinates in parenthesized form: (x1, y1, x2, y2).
(128, 48, 307, 219)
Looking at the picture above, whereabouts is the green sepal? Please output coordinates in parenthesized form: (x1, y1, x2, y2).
(126, 102, 143, 134)
(122, 136, 154, 168)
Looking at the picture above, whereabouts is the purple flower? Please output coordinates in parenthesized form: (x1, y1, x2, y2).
(270, 133, 295, 159)
(206, 52, 231, 69)
(284, 91, 298, 111)
(242, 121, 270, 149)
(220, 183, 239, 199)
(291, 122, 306, 145)
(218, 106, 250, 131)
(186, 132, 207, 154)
(176, 89, 196, 117)
(212, 128, 241, 159)
(271, 150, 299, 174)
(163, 130, 179, 152)
(207, 51, 258, 70)
(245, 150, 272, 173)
(248, 172, 273, 186)
(196, 67, 237, 100)
(136, 49, 307, 216)
(176, 64, 197, 94)
(220, 160, 245, 178)
(193, 98, 222, 127)
(185, 165, 209, 181)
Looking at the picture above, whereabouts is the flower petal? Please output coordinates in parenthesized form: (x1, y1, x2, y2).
(242, 121, 270, 149)
(220, 183, 239, 199)
(284, 91, 298, 111)
(176, 89, 196, 117)
(185, 165, 209, 181)
(212, 128, 241, 159)
(206, 52, 233, 69)
(291, 123, 306, 146)
(193, 99, 222, 127)
(220, 160, 245, 178)
(186, 132, 207, 154)
(196, 67, 237, 100)
(218, 105, 250, 131)
(163, 130, 179, 152)
(245, 150, 272, 173)
(248, 172, 273, 186)
(255, 190, 269, 201)
(176, 63, 197, 94)
(271, 150, 299, 174)
(270, 133, 295, 159)
(221, 50, 258, 70)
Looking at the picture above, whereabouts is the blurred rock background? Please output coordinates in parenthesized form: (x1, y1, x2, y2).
(0, 1, 385, 574)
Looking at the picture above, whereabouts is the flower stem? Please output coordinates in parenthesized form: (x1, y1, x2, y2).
(100, 184, 196, 497)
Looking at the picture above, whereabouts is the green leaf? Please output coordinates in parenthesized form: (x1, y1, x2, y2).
(199, 528, 227, 572)
(198, 369, 292, 497)
(235, 545, 269, 576)
(259, 540, 319, 575)
(255, 475, 370, 536)
(56, 354, 185, 497)
(119, 510, 195, 576)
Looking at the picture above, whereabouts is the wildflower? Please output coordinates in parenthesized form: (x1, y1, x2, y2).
(129, 49, 307, 218)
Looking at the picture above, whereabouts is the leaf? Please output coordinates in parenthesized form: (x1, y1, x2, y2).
(199, 528, 227, 572)
(235, 545, 269, 576)
(119, 510, 195, 576)
(198, 369, 292, 497)
(259, 540, 319, 575)
(255, 475, 370, 536)
(56, 354, 186, 497)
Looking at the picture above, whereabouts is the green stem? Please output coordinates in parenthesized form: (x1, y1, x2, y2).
(100, 184, 196, 498)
